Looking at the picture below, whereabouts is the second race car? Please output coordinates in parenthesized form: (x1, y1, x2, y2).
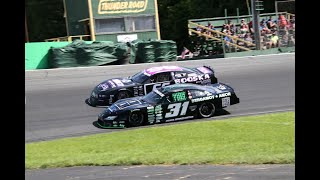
(96, 82, 239, 128)
(86, 65, 218, 107)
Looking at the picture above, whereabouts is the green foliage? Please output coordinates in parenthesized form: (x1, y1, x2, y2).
(26, 0, 66, 42)
(26, 112, 294, 169)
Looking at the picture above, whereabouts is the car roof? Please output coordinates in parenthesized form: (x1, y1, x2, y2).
(162, 83, 207, 93)
(143, 66, 185, 76)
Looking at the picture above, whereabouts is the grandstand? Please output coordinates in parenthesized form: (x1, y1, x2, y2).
(186, 11, 295, 58)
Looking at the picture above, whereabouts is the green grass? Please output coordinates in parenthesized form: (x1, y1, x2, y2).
(26, 112, 295, 169)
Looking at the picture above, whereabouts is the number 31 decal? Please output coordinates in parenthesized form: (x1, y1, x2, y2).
(165, 101, 190, 118)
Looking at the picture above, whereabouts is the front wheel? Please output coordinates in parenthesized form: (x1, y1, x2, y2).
(198, 102, 215, 118)
(116, 91, 131, 101)
(128, 111, 144, 127)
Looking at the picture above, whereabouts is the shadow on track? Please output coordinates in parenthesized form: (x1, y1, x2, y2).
(92, 109, 230, 129)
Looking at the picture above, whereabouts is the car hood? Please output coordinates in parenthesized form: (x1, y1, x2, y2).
(107, 97, 150, 114)
(96, 77, 134, 92)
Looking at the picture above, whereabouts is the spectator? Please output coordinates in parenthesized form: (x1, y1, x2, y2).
(260, 20, 271, 35)
(196, 26, 202, 33)
(244, 33, 254, 48)
(289, 15, 295, 29)
(230, 24, 238, 35)
(221, 24, 228, 33)
(248, 21, 254, 34)
(266, 16, 277, 30)
(270, 32, 279, 47)
(181, 47, 193, 59)
(240, 19, 248, 27)
(206, 22, 215, 36)
(278, 15, 288, 29)
(264, 32, 279, 49)
(224, 31, 233, 51)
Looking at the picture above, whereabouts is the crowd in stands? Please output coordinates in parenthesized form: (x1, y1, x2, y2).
(193, 14, 295, 52)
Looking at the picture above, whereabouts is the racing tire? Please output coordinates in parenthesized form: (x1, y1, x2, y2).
(198, 102, 215, 118)
(116, 91, 131, 101)
(128, 111, 144, 127)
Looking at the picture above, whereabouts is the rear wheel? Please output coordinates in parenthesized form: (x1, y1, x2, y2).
(128, 111, 144, 127)
(198, 102, 215, 118)
(116, 91, 130, 100)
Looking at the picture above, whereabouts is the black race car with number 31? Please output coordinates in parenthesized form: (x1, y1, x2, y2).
(86, 65, 217, 107)
(96, 83, 239, 128)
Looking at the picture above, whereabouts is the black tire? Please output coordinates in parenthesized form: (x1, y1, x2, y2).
(198, 102, 215, 118)
(116, 91, 131, 101)
(128, 111, 144, 127)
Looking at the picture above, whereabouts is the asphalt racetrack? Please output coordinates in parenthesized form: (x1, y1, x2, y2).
(26, 164, 294, 180)
(25, 53, 294, 143)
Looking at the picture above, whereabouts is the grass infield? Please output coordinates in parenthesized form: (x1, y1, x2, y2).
(26, 112, 295, 169)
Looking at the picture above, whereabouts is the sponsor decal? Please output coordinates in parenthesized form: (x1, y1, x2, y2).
(217, 84, 227, 90)
(133, 85, 144, 96)
(108, 80, 116, 88)
(153, 88, 165, 97)
(112, 79, 124, 87)
(174, 74, 210, 83)
(98, 83, 109, 90)
(218, 92, 231, 98)
(98, 0, 148, 14)
(166, 116, 194, 122)
(200, 78, 211, 85)
(174, 73, 187, 78)
(222, 97, 231, 107)
(172, 91, 187, 102)
(147, 105, 162, 124)
(144, 82, 170, 95)
(191, 95, 215, 103)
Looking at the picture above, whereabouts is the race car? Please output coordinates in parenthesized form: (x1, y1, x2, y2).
(96, 82, 239, 128)
(86, 65, 218, 107)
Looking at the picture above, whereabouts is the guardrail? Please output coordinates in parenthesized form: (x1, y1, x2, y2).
(188, 22, 254, 51)
(45, 35, 90, 42)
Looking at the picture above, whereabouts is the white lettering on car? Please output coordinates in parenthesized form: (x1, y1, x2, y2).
(218, 92, 231, 98)
(112, 79, 124, 86)
(174, 74, 210, 84)
(191, 95, 215, 103)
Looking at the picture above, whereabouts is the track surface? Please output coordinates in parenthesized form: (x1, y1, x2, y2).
(25, 53, 295, 142)
(25, 164, 295, 180)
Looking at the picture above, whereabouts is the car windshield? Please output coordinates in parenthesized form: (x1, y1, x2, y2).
(142, 89, 164, 104)
(130, 71, 149, 84)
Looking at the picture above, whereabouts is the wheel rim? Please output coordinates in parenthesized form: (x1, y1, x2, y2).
(199, 103, 215, 117)
(118, 91, 129, 100)
(130, 112, 143, 126)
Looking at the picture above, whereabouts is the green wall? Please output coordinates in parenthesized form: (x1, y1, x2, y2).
(25, 42, 70, 70)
